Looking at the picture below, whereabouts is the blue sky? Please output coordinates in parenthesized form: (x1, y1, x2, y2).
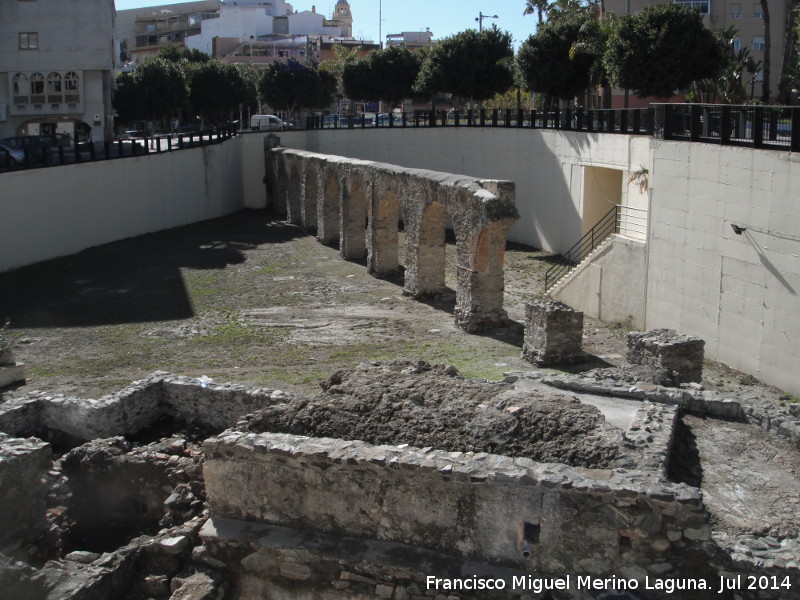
(114, 0, 539, 48)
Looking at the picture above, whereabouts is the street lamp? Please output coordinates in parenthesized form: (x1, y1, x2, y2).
(475, 11, 498, 32)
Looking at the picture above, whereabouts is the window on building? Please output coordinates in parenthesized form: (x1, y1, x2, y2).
(65, 71, 80, 104)
(46, 72, 62, 103)
(675, 0, 710, 15)
(732, 37, 741, 51)
(30, 72, 45, 103)
(753, 36, 765, 50)
(755, 70, 764, 82)
(12, 73, 29, 104)
(730, 3, 741, 18)
(19, 32, 38, 49)
(753, 4, 763, 18)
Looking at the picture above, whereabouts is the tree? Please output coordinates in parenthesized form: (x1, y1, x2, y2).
(523, 0, 551, 25)
(114, 58, 189, 127)
(156, 44, 210, 64)
(113, 70, 147, 124)
(760, 0, 772, 101)
(413, 26, 514, 106)
(516, 18, 603, 106)
(341, 59, 374, 103)
(693, 27, 761, 104)
(188, 60, 248, 126)
(236, 62, 262, 115)
(777, 0, 799, 104)
(342, 46, 421, 107)
(604, 3, 725, 98)
(259, 59, 336, 119)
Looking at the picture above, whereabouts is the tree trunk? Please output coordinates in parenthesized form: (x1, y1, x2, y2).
(777, 0, 799, 103)
(760, 0, 771, 102)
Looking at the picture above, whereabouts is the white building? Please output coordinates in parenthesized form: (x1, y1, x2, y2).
(0, 0, 118, 142)
(185, 1, 352, 56)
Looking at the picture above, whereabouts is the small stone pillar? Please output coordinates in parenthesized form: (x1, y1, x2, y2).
(522, 300, 585, 366)
(626, 329, 705, 383)
(0, 349, 25, 388)
(0, 434, 52, 560)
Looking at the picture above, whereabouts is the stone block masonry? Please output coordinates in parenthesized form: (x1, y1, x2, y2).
(0, 434, 52, 561)
(522, 300, 585, 366)
(0, 372, 286, 443)
(203, 431, 710, 577)
(265, 148, 519, 332)
(627, 329, 705, 383)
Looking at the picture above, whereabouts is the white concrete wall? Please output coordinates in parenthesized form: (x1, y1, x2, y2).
(278, 128, 651, 254)
(646, 141, 800, 394)
(240, 133, 268, 209)
(0, 138, 246, 273)
(553, 236, 648, 329)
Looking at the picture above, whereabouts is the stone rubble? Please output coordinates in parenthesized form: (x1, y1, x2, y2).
(0, 361, 797, 599)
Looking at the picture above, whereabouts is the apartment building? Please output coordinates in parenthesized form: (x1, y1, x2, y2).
(0, 0, 117, 142)
(116, 0, 221, 64)
(604, 0, 791, 104)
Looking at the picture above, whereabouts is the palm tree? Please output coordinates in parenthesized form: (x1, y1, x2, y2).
(523, 0, 551, 25)
(777, 0, 799, 103)
(760, 0, 771, 101)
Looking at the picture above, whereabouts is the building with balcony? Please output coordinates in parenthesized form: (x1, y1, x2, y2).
(0, 0, 117, 142)
(116, 1, 221, 64)
(183, 1, 358, 58)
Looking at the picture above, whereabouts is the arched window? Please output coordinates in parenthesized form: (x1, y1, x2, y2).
(47, 72, 62, 103)
(30, 72, 45, 104)
(12, 73, 29, 104)
(65, 71, 80, 104)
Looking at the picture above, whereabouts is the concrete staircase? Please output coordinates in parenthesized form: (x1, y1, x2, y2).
(546, 234, 617, 296)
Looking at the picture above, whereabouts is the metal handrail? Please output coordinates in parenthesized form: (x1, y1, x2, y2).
(544, 204, 619, 292)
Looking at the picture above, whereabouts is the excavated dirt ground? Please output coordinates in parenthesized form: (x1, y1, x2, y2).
(239, 360, 622, 467)
(0, 209, 798, 542)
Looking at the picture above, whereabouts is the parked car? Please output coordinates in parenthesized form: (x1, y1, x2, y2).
(0, 136, 51, 165)
(0, 142, 25, 168)
(250, 114, 290, 132)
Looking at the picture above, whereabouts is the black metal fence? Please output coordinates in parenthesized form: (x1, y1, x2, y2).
(0, 125, 237, 173)
(306, 104, 800, 152)
(306, 107, 656, 136)
(654, 104, 800, 151)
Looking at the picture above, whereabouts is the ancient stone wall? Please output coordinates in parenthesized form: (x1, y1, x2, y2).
(0, 372, 282, 442)
(0, 434, 52, 561)
(265, 148, 519, 332)
(203, 431, 710, 577)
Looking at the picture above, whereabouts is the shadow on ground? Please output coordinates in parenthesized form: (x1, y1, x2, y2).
(0, 210, 303, 328)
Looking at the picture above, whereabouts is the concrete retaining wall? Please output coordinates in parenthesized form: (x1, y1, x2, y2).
(552, 235, 648, 329)
(646, 142, 800, 394)
(0, 136, 255, 273)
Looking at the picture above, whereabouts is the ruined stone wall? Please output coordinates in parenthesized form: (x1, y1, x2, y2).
(0, 434, 52, 561)
(0, 372, 282, 442)
(265, 148, 519, 332)
(203, 431, 710, 578)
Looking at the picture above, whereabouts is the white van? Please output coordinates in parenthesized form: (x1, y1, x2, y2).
(250, 115, 289, 132)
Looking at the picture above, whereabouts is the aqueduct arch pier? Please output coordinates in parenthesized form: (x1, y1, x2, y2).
(266, 147, 520, 332)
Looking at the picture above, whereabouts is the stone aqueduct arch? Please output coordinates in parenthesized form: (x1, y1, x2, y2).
(266, 148, 519, 332)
